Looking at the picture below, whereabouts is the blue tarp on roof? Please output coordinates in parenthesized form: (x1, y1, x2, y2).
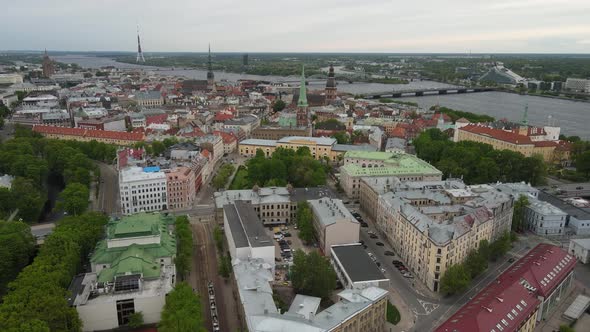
(143, 166, 160, 173)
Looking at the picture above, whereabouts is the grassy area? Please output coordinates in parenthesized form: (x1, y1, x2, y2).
(386, 301, 401, 325)
(229, 165, 250, 190)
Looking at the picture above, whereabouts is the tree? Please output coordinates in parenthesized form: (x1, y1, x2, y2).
(11, 177, 45, 223)
(218, 254, 232, 279)
(464, 251, 487, 278)
(512, 195, 530, 232)
(56, 182, 89, 216)
(273, 99, 286, 113)
(213, 226, 224, 252)
(296, 202, 315, 244)
(331, 131, 350, 144)
(0, 212, 108, 332)
(576, 150, 590, 178)
(175, 216, 192, 279)
(159, 282, 206, 332)
(559, 324, 575, 332)
(127, 312, 144, 328)
(150, 141, 166, 156)
(490, 232, 512, 261)
(0, 221, 36, 296)
(291, 250, 336, 300)
(478, 239, 491, 261)
(440, 264, 470, 295)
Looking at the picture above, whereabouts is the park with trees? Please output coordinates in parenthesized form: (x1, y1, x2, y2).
(0, 126, 117, 223)
(0, 212, 108, 331)
(230, 147, 328, 189)
(414, 128, 547, 186)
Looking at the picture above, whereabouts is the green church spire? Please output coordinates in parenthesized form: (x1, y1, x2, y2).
(297, 65, 308, 108)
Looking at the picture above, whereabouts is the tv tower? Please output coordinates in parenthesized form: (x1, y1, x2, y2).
(136, 25, 145, 63)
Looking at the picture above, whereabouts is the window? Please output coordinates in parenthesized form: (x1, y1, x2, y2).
(116, 299, 135, 326)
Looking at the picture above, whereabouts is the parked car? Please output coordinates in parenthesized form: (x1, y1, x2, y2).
(369, 234, 378, 239)
(380, 267, 386, 273)
(403, 272, 414, 278)
(360, 222, 368, 227)
(359, 240, 365, 245)
(384, 251, 395, 256)
(283, 232, 292, 237)
(376, 242, 384, 246)
(375, 262, 381, 267)
(508, 257, 515, 263)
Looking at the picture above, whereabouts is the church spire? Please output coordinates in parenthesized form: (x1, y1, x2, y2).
(207, 44, 215, 91)
(297, 65, 308, 108)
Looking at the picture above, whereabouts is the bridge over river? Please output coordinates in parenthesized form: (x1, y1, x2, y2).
(362, 87, 498, 99)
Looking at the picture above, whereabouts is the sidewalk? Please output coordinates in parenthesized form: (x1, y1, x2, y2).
(387, 290, 414, 332)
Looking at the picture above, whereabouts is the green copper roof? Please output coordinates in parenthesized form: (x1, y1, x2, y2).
(91, 213, 177, 279)
(97, 244, 161, 283)
(341, 152, 442, 177)
(297, 65, 308, 108)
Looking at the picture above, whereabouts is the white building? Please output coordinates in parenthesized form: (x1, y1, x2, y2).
(524, 199, 567, 236)
(569, 238, 590, 264)
(565, 78, 590, 93)
(223, 201, 275, 271)
(0, 73, 23, 84)
(22, 94, 59, 107)
(119, 166, 168, 215)
(69, 213, 176, 331)
(308, 198, 360, 256)
(0, 174, 14, 189)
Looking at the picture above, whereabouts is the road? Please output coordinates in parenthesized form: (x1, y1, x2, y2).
(96, 161, 119, 215)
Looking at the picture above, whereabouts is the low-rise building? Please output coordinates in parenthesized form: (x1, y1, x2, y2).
(565, 78, 590, 93)
(330, 244, 389, 290)
(119, 166, 168, 215)
(233, 258, 388, 332)
(308, 198, 360, 256)
(436, 244, 576, 332)
(69, 213, 176, 331)
(214, 186, 333, 225)
(524, 199, 567, 236)
(340, 151, 442, 200)
(569, 238, 590, 264)
(223, 201, 275, 270)
(251, 126, 312, 140)
(222, 115, 260, 137)
(375, 182, 513, 292)
(0, 73, 23, 84)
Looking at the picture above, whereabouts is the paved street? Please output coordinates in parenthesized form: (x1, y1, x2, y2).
(96, 161, 119, 215)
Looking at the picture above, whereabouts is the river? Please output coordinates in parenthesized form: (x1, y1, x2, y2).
(54, 55, 590, 139)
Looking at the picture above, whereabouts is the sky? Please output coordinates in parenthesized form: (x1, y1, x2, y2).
(1, 0, 590, 53)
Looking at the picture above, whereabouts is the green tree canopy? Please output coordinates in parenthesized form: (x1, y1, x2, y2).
(273, 99, 286, 112)
(512, 195, 530, 232)
(291, 250, 337, 300)
(175, 216, 192, 279)
(0, 221, 36, 296)
(159, 282, 206, 332)
(331, 131, 350, 144)
(57, 182, 89, 216)
(296, 201, 315, 244)
(440, 264, 470, 295)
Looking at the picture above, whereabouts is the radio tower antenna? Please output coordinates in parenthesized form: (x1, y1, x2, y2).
(136, 25, 145, 63)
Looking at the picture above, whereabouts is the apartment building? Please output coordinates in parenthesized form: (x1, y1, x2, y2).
(194, 134, 224, 165)
(165, 166, 195, 210)
(524, 199, 567, 236)
(340, 151, 442, 200)
(436, 244, 576, 332)
(119, 166, 168, 215)
(376, 183, 513, 292)
(69, 213, 176, 331)
(308, 198, 360, 256)
(234, 258, 388, 332)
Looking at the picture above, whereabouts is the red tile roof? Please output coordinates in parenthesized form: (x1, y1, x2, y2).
(436, 244, 576, 332)
(146, 114, 168, 125)
(459, 124, 533, 145)
(213, 130, 237, 144)
(33, 125, 144, 142)
(214, 113, 234, 122)
(533, 141, 558, 148)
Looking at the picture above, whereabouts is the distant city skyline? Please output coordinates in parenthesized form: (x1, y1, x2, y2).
(2, 0, 590, 53)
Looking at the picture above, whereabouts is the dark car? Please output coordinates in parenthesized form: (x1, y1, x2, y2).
(376, 242, 384, 246)
(369, 234, 378, 239)
(360, 222, 368, 228)
(283, 232, 292, 237)
(359, 240, 365, 245)
(384, 251, 395, 256)
(392, 260, 402, 265)
(508, 257, 515, 263)
(375, 262, 381, 267)
(576, 186, 584, 190)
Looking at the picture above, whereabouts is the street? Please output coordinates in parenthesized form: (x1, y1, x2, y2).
(96, 161, 119, 215)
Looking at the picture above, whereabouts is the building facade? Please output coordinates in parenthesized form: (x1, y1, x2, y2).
(308, 198, 360, 256)
(119, 166, 168, 215)
(33, 125, 144, 145)
(569, 239, 590, 264)
(165, 166, 195, 210)
(375, 182, 513, 292)
(524, 199, 567, 236)
(340, 151, 442, 200)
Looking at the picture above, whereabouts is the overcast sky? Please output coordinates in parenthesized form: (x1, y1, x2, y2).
(2, 0, 590, 53)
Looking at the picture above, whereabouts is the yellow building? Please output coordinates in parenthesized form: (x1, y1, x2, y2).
(33, 125, 145, 146)
(375, 182, 513, 292)
(457, 124, 571, 163)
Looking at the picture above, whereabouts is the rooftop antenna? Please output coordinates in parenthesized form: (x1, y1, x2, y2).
(136, 25, 145, 63)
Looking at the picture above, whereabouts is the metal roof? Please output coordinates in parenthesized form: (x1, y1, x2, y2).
(331, 244, 388, 283)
